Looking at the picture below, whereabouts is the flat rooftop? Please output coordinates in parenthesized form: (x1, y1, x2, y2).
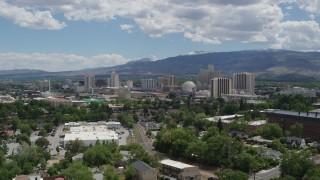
(207, 114, 244, 122)
(64, 131, 118, 141)
(160, 159, 195, 169)
(70, 125, 108, 132)
(267, 110, 320, 119)
(248, 120, 267, 126)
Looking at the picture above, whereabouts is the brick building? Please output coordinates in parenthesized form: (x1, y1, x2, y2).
(267, 110, 320, 141)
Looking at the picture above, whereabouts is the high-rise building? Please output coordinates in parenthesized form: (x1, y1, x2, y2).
(158, 75, 178, 92)
(233, 72, 255, 95)
(210, 78, 232, 98)
(196, 65, 223, 90)
(84, 74, 95, 93)
(141, 79, 157, 91)
(118, 87, 131, 100)
(107, 71, 120, 87)
(39, 80, 51, 92)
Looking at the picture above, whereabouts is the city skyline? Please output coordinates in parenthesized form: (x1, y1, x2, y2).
(0, 1, 320, 71)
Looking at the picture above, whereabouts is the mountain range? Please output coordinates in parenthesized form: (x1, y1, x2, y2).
(1, 50, 320, 81)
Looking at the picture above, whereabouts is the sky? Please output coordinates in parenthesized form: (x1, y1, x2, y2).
(0, 0, 320, 71)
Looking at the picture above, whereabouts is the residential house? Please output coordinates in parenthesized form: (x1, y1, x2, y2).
(284, 137, 306, 149)
(228, 131, 248, 140)
(72, 153, 83, 162)
(258, 148, 282, 160)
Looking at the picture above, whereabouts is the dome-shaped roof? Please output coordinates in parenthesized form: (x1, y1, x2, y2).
(182, 81, 197, 93)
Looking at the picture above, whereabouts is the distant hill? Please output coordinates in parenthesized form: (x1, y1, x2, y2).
(1, 50, 320, 81)
(106, 50, 320, 80)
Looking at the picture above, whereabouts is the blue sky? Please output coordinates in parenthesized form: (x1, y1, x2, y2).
(0, 0, 319, 71)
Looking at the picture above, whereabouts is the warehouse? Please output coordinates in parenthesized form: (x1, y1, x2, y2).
(63, 123, 119, 147)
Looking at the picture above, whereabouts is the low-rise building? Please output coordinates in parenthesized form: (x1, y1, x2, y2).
(63, 123, 119, 147)
(267, 110, 320, 141)
(160, 159, 200, 180)
(13, 175, 43, 180)
(131, 160, 158, 180)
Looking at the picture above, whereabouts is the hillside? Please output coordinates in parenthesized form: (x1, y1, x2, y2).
(0, 50, 320, 81)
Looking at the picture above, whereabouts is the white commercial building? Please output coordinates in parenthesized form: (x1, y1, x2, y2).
(63, 124, 119, 147)
(64, 121, 121, 130)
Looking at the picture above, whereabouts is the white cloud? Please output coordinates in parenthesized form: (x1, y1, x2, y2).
(0, 52, 128, 71)
(2, 0, 320, 51)
(120, 24, 134, 33)
(0, 0, 65, 30)
(272, 21, 320, 51)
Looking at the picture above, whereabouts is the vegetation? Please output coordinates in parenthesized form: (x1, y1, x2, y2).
(0, 90, 318, 179)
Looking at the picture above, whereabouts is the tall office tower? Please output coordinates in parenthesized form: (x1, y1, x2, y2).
(232, 72, 255, 95)
(196, 64, 224, 90)
(39, 80, 51, 92)
(210, 78, 232, 98)
(84, 74, 95, 93)
(107, 71, 120, 87)
(141, 79, 157, 91)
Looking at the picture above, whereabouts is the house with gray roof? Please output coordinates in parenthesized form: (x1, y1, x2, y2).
(131, 160, 157, 180)
(284, 137, 306, 149)
(258, 148, 282, 160)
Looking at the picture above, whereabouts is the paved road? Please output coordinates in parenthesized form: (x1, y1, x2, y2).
(133, 123, 156, 155)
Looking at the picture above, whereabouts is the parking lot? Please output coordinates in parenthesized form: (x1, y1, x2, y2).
(46, 124, 129, 157)
(46, 125, 65, 158)
(116, 127, 129, 146)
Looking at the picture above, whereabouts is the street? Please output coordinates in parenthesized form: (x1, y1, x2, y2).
(133, 123, 156, 155)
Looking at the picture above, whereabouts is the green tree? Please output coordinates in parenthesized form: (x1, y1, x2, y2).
(44, 123, 53, 133)
(83, 144, 113, 167)
(20, 124, 32, 136)
(104, 165, 119, 180)
(235, 152, 259, 173)
(62, 162, 94, 180)
(303, 167, 320, 180)
(146, 130, 152, 137)
(65, 139, 86, 155)
(280, 151, 315, 179)
(288, 123, 303, 137)
(35, 137, 49, 148)
(257, 123, 282, 139)
(154, 128, 197, 157)
(223, 103, 239, 115)
(125, 166, 136, 180)
(268, 139, 287, 153)
(38, 129, 47, 136)
(10, 116, 20, 131)
(218, 169, 248, 180)
(229, 120, 247, 132)
(217, 118, 223, 133)
(18, 133, 30, 144)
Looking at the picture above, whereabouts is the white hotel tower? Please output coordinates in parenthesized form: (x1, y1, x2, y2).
(210, 78, 232, 98)
(233, 72, 255, 95)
